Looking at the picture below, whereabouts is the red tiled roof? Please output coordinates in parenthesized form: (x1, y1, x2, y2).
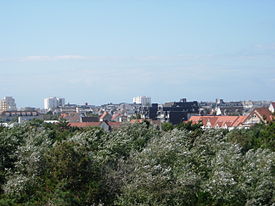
(60, 113, 69, 118)
(130, 119, 144, 123)
(61, 113, 81, 122)
(69, 122, 101, 128)
(100, 111, 109, 119)
(111, 113, 121, 120)
(188, 115, 248, 128)
(108, 122, 122, 129)
(232, 116, 248, 127)
(253, 108, 273, 122)
(271, 102, 275, 108)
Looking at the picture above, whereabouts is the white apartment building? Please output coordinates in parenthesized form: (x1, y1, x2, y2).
(0, 96, 17, 112)
(44, 97, 65, 111)
(133, 96, 151, 106)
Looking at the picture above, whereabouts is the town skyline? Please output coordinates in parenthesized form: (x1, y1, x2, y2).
(0, 95, 274, 109)
(1, 95, 273, 130)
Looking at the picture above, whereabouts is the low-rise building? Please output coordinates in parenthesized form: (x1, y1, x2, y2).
(188, 115, 248, 130)
(243, 107, 273, 125)
(99, 111, 112, 122)
(188, 107, 274, 130)
(0, 110, 41, 123)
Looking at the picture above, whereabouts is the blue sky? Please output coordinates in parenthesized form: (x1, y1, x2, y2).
(0, 0, 275, 107)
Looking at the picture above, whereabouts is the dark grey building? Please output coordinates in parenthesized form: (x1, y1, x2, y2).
(140, 98, 199, 125)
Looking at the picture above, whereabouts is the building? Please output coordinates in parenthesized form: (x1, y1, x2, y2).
(99, 111, 112, 122)
(3, 97, 17, 110)
(57, 104, 77, 113)
(69, 121, 110, 131)
(18, 116, 43, 124)
(60, 113, 81, 123)
(269, 102, 275, 113)
(244, 107, 273, 125)
(44, 97, 57, 111)
(188, 107, 274, 130)
(160, 99, 199, 124)
(0, 100, 8, 112)
(0, 110, 41, 122)
(188, 115, 248, 130)
(57, 98, 65, 107)
(133, 96, 151, 106)
(0, 96, 17, 112)
(214, 98, 244, 115)
(140, 103, 159, 120)
(44, 97, 65, 111)
(140, 98, 199, 125)
(80, 116, 99, 122)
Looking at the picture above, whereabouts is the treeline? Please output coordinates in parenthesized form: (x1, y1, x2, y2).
(0, 120, 274, 206)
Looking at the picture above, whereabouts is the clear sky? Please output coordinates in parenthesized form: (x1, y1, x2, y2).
(0, 0, 275, 108)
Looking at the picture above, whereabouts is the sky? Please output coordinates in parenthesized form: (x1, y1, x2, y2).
(0, 0, 275, 108)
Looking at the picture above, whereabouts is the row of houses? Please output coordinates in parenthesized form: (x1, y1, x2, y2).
(188, 105, 274, 130)
(1, 98, 273, 131)
(67, 105, 274, 132)
(41, 98, 273, 127)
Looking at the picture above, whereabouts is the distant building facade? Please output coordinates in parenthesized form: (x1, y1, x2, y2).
(269, 102, 275, 113)
(140, 98, 199, 125)
(0, 110, 41, 122)
(214, 98, 244, 116)
(0, 96, 17, 112)
(133, 96, 151, 106)
(0, 100, 8, 112)
(44, 97, 65, 111)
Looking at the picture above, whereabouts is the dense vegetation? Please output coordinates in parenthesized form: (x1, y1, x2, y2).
(0, 120, 274, 206)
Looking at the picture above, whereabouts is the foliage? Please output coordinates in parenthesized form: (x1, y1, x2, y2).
(0, 121, 274, 205)
(42, 112, 60, 120)
(176, 121, 203, 131)
(226, 122, 275, 152)
(161, 121, 203, 133)
(116, 129, 274, 206)
(161, 122, 174, 131)
(0, 125, 30, 194)
(129, 114, 142, 120)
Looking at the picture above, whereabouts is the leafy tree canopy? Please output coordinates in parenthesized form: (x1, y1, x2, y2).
(0, 120, 274, 205)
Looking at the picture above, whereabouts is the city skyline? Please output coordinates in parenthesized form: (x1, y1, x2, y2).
(0, 95, 273, 110)
(1, 1, 275, 107)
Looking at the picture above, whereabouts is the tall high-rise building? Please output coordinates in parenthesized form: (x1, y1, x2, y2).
(44, 97, 65, 111)
(0, 100, 8, 112)
(57, 98, 65, 107)
(133, 96, 151, 106)
(0, 96, 17, 112)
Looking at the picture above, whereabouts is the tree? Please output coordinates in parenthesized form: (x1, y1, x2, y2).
(161, 122, 174, 131)
(0, 122, 274, 206)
